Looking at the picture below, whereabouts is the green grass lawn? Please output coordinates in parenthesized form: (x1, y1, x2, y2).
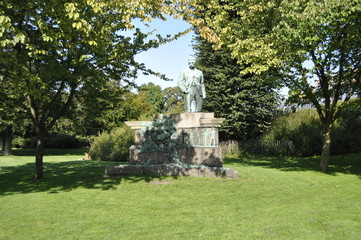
(1, 149, 361, 240)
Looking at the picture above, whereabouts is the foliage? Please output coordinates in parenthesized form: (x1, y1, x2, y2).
(75, 87, 155, 135)
(73, 79, 131, 135)
(57, 82, 173, 138)
(12, 136, 27, 149)
(332, 98, 361, 154)
(0, 0, 192, 179)
(139, 116, 179, 164)
(221, 139, 297, 156)
(263, 109, 323, 156)
(194, 37, 280, 140)
(162, 86, 184, 114)
(138, 83, 165, 117)
(89, 125, 134, 161)
(1, 151, 361, 239)
(263, 102, 361, 156)
(191, 0, 361, 76)
(20, 134, 89, 149)
(189, 0, 361, 172)
(0, 76, 29, 154)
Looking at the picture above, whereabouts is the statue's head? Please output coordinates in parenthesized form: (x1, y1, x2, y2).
(188, 58, 195, 69)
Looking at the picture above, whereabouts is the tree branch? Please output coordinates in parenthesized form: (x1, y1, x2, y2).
(46, 82, 78, 131)
(40, 80, 66, 125)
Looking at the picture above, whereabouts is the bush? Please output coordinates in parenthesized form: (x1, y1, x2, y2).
(332, 99, 361, 155)
(262, 100, 361, 156)
(13, 137, 27, 148)
(89, 125, 134, 161)
(263, 109, 323, 156)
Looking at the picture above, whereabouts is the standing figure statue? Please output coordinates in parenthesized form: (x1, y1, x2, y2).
(177, 58, 206, 112)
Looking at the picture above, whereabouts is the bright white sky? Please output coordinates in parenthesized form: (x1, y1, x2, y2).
(132, 17, 194, 89)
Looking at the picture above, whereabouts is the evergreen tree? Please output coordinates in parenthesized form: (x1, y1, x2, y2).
(195, 38, 280, 140)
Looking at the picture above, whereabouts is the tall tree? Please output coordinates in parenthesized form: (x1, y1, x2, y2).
(138, 82, 165, 117)
(162, 86, 184, 114)
(76, 79, 131, 135)
(189, 0, 361, 172)
(194, 37, 279, 140)
(0, 75, 29, 155)
(0, 76, 14, 155)
(0, 0, 190, 180)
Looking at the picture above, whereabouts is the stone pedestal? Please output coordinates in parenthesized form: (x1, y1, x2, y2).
(105, 113, 238, 179)
(105, 165, 238, 179)
(125, 113, 225, 167)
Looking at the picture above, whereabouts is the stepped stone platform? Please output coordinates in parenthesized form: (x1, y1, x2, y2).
(105, 164, 238, 179)
(105, 113, 238, 179)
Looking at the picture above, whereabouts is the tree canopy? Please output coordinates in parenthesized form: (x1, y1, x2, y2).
(189, 0, 361, 172)
(0, 0, 191, 180)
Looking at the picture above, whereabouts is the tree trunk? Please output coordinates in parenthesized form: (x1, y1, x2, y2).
(3, 127, 13, 156)
(320, 122, 332, 173)
(33, 131, 45, 181)
(1, 135, 4, 152)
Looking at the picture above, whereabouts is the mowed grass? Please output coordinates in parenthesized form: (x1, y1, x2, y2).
(1, 149, 361, 240)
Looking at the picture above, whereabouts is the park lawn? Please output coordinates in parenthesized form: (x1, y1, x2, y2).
(0, 150, 360, 240)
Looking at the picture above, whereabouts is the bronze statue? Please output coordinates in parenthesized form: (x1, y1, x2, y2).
(177, 59, 206, 112)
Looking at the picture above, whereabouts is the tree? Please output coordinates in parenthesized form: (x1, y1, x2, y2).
(76, 79, 131, 135)
(189, 0, 361, 172)
(0, 75, 29, 155)
(0, 0, 190, 180)
(0, 76, 15, 155)
(138, 82, 165, 117)
(162, 86, 184, 114)
(194, 37, 279, 140)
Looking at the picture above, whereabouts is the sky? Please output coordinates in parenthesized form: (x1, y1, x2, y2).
(129, 17, 292, 97)
(132, 18, 195, 89)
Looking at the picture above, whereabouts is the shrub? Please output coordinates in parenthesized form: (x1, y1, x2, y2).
(262, 109, 323, 156)
(89, 125, 134, 161)
(332, 99, 361, 154)
(13, 137, 27, 148)
(262, 100, 361, 156)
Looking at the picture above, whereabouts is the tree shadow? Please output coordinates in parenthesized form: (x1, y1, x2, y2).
(10, 148, 89, 156)
(0, 160, 174, 196)
(223, 153, 361, 178)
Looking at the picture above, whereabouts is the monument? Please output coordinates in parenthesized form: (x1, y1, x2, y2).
(105, 59, 238, 179)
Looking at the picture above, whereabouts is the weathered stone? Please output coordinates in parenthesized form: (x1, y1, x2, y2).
(107, 112, 238, 179)
(105, 165, 238, 179)
(223, 168, 239, 179)
(105, 165, 145, 176)
(178, 147, 222, 167)
(129, 147, 171, 165)
(125, 113, 224, 131)
(126, 113, 224, 167)
(179, 167, 204, 177)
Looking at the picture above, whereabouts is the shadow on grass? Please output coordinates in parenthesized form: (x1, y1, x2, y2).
(0, 160, 177, 196)
(224, 153, 361, 177)
(10, 148, 89, 156)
